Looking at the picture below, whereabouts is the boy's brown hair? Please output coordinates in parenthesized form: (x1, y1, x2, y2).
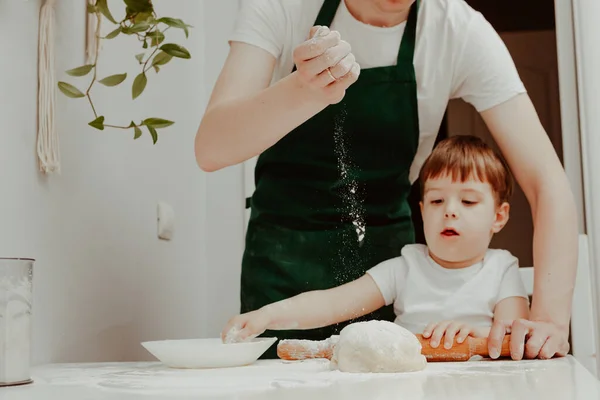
(419, 135, 514, 205)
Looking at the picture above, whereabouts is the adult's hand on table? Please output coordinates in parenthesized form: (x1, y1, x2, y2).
(487, 319, 570, 360)
(292, 25, 360, 105)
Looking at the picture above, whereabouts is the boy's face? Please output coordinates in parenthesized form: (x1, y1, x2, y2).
(420, 174, 510, 265)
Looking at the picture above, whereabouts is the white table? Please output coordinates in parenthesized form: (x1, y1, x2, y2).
(2, 356, 599, 399)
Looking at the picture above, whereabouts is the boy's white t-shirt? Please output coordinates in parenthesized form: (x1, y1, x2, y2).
(366, 244, 529, 334)
(229, 0, 527, 183)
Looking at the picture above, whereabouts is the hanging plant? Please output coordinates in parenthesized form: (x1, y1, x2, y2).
(57, 0, 192, 144)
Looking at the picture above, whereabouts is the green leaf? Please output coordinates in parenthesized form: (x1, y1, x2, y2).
(143, 118, 174, 129)
(87, 4, 97, 13)
(151, 51, 172, 66)
(98, 73, 127, 87)
(147, 125, 158, 144)
(132, 72, 147, 99)
(134, 11, 154, 24)
(57, 82, 86, 98)
(65, 64, 94, 77)
(105, 27, 121, 39)
(129, 22, 151, 33)
(157, 17, 192, 38)
(146, 31, 165, 47)
(153, 65, 160, 73)
(88, 116, 105, 130)
(142, 40, 148, 49)
(159, 43, 191, 59)
(133, 126, 142, 139)
(135, 53, 145, 63)
(96, 0, 117, 24)
(124, 0, 153, 14)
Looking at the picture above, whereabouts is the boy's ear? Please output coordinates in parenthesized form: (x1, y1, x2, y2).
(492, 202, 510, 233)
(419, 201, 423, 214)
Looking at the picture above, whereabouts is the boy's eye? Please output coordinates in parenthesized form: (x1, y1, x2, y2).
(462, 200, 477, 205)
(430, 199, 443, 204)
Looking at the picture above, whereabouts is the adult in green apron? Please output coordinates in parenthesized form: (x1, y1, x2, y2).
(242, 0, 420, 359)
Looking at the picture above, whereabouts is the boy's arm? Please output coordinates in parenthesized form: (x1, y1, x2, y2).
(222, 274, 386, 342)
(264, 274, 385, 330)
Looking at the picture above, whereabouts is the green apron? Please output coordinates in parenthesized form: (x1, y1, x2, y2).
(241, 0, 420, 359)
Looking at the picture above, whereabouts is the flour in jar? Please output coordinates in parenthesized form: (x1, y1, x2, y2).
(0, 274, 33, 384)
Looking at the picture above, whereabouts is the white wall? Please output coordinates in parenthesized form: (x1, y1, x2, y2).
(202, 0, 246, 340)
(0, 0, 242, 365)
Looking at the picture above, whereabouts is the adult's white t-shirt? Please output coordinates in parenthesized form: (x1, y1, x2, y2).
(229, 0, 527, 182)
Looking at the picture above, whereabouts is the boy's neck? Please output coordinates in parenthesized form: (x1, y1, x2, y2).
(428, 250, 485, 270)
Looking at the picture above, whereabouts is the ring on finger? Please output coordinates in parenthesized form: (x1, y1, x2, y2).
(327, 67, 336, 81)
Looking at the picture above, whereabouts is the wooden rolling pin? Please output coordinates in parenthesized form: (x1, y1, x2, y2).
(277, 334, 511, 362)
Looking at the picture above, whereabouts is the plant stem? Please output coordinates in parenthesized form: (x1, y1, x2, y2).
(86, 94, 97, 118)
(142, 24, 162, 73)
(104, 124, 133, 130)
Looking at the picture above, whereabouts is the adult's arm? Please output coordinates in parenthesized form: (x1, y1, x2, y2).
(195, 42, 318, 172)
(195, 29, 358, 172)
(482, 93, 578, 360)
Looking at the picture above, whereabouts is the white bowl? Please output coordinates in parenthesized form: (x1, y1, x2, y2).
(141, 337, 277, 369)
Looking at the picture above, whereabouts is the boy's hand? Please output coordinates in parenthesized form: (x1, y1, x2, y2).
(221, 310, 271, 344)
(422, 321, 489, 349)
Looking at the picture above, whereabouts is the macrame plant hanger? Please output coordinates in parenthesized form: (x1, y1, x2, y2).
(37, 0, 101, 174)
(86, 0, 101, 64)
(37, 0, 59, 174)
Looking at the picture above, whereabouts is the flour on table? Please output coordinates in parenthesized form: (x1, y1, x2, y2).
(331, 320, 427, 373)
(31, 357, 571, 398)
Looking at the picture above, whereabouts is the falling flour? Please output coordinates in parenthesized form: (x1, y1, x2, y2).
(333, 104, 366, 247)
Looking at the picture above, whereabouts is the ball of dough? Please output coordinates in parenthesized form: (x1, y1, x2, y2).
(331, 320, 427, 373)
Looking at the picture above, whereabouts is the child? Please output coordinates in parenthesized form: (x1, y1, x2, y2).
(222, 135, 530, 350)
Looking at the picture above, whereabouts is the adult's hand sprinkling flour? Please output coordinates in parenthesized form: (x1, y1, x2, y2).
(331, 320, 427, 373)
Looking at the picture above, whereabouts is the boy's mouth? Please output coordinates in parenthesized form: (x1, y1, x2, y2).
(441, 228, 459, 236)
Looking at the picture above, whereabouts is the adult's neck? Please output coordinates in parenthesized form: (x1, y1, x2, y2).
(344, 0, 413, 28)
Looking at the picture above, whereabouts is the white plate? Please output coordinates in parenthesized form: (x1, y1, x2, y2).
(141, 337, 277, 369)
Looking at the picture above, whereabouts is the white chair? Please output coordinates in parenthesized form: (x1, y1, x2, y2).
(519, 233, 598, 377)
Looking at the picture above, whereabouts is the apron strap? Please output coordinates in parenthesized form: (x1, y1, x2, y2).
(396, 0, 419, 66)
(314, 0, 342, 27)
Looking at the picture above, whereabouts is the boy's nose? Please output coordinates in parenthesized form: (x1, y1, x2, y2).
(444, 210, 458, 219)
